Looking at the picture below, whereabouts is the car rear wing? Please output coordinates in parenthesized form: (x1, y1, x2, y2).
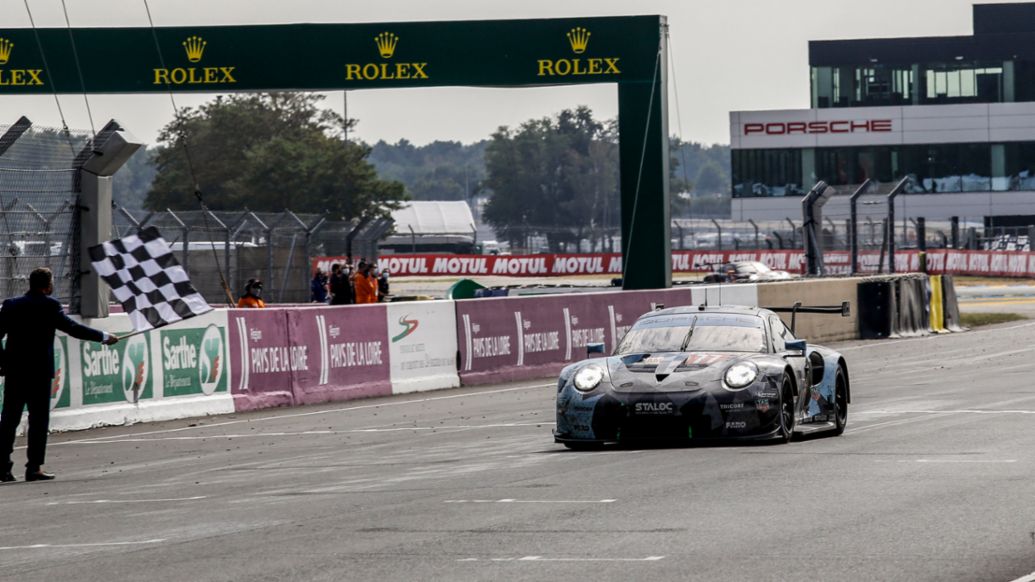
(766, 301, 851, 335)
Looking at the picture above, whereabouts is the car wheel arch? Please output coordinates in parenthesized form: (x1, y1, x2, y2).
(837, 357, 850, 404)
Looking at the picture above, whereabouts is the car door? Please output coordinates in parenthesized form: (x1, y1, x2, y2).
(769, 315, 809, 410)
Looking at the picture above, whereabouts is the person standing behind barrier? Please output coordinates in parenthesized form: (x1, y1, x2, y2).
(0, 267, 118, 483)
(238, 279, 266, 308)
(310, 268, 328, 303)
(354, 262, 378, 304)
(377, 269, 390, 302)
(329, 263, 352, 305)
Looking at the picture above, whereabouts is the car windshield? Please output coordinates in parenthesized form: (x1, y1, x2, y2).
(614, 313, 768, 355)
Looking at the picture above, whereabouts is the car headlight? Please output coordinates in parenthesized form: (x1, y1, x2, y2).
(724, 362, 758, 390)
(573, 365, 604, 392)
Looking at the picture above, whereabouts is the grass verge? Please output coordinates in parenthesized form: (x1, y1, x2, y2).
(959, 312, 1028, 327)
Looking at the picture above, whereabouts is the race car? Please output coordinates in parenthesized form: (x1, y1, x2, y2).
(554, 304, 850, 448)
(702, 261, 793, 283)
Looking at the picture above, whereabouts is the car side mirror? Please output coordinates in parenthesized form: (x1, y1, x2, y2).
(586, 342, 606, 356)
(785, 339, 807, 356)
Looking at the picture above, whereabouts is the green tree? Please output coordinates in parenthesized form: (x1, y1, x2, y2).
(483, 106, 620, 251)
(146, 93, 405, 219)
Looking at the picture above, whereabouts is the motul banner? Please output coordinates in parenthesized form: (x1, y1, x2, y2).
(314, 250, 1035, 279)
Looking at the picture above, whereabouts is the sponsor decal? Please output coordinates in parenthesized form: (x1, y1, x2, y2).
(743, 119, 893, 136)
(0, 37, 44, 87)
(153, 36, 237, 86)
(345, 31, 429, 81)
(392, 315, 419, 343)
(755, 398, 771, 413)
(725, 421, 747, 430)
(537, 27, 621, 78)
(634, 401, 674, 415)
(50, 337, 69, 410)
(121, 335, 150, 404)
(161, 324, 227, 397)
(719, 402, 746, 411)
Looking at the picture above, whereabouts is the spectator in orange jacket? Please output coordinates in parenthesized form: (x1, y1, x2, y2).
(237, 279, 267, 308)
(353, 263, 378, 304)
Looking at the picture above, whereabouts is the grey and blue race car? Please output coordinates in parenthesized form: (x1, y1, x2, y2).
(554, 304, 850, 448)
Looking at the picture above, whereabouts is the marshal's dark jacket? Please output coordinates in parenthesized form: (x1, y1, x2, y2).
(0, 291, 105, 380)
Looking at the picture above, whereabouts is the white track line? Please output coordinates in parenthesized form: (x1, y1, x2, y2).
(0, 539, 165, 551)
(444, 499, 616, 504)
(45, 496, 206, 506)
(53, 383, 555, 446)
(1009, 571, 1035, 582)
(459, 555, 664, 562)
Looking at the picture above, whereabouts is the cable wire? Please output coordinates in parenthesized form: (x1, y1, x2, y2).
(21, 0, 76, 156)
(142, 0, 235, 307)
(58, 0, 97, 139)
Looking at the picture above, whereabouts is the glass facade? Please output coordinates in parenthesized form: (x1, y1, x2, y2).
(811, 61, 1011, 108)
(731, 142, 1035, 198)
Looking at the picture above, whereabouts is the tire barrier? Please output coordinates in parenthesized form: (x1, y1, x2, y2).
(858, 274, 965, 340)
(929, 275, 946, 333)
(941, 275, 965, 332)
(10, 274, 963, 433)
(857, 279, 894, 340)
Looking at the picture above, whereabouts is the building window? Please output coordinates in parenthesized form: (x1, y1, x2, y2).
(732, 149, 803, 198)
(921, 63, 1003, 104)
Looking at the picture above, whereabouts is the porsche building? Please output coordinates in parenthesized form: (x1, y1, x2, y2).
(730, 2, 1035, 225)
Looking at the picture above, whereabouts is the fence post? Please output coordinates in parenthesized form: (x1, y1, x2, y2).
(710, 219, 722, 251)
(165, 209, 189, 275)
(916, 217, 926, 251)
(848, 180, 872, 275)
(950, 216, 960, 249)
(748, 219, 760, 249)
(800, 181, 830, 276)
(885, 177, 911, 274)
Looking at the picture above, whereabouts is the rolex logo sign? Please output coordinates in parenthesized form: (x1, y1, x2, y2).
(0, 38, 12, 65)
(152, 35, 237, 86)
(375, 32, 398, 59)
(567, 27, 590, 54)
(182, 35, 207, 62)
(537, 27, 620, 78)
(345, 31, 429, 81)
(0, 37, 44, 87)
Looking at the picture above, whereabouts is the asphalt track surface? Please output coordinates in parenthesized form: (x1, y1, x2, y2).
(3, 322, 1035, 581)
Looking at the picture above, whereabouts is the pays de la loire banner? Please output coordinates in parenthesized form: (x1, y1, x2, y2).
(316, 250, 1035, 278)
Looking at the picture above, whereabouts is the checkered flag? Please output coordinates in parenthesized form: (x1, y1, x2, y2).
(88, 226, 212, 332)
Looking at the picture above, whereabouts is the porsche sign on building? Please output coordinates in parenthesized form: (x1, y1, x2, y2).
(730, 2, 1035, 224)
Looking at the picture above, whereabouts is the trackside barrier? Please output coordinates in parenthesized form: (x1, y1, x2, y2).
(227, 306, 393, 411)
(942, 275, 965, 332)
(0, 310, 234, 433)
(757, 278, 861, 343)
(386, 301, 460, 395)
(455, 288, 694, 385)
(929, 275, 946, 333)
(857, 274, 964, 340)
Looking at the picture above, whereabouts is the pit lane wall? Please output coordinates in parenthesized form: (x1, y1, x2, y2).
(0, 275, 960, 431)
(315, 249, 1035, 278)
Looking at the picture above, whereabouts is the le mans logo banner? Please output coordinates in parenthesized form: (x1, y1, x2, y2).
(345, 31, 429, 81)
(537, 27, 621, 78)
(152, 35, 237, 86)
(0, 37, 44, 87)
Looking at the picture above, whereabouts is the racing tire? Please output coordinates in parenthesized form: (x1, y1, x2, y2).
(833, 366, 848, 436)
(777, 374, 795, 443)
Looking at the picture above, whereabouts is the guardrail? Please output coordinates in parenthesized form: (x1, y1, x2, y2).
(15, 275, 961, 433)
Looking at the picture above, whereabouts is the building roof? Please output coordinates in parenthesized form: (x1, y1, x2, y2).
(809, 2, 1035, 66)
(391, 201, 476, 235)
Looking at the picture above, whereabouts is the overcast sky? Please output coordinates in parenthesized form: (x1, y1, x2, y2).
(0, 0, 1024, 146)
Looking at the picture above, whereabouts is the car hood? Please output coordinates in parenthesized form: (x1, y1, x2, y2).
(606, 351, 749, 393)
